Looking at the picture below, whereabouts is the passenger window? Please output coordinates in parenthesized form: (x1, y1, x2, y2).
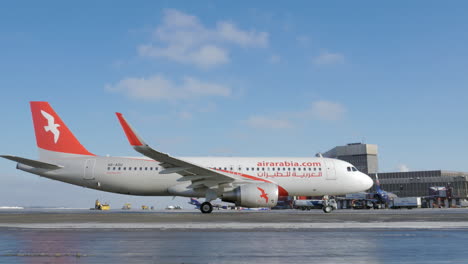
(118, 167, 121, 170)
(150, 167, 153, 170)
(123, 167, 126, 170)
(107, 167, 110, 170)
(155, 167, 158, 171)
(246, 168, 249, 171)
(113, 167, 116, 170)
(140, 167, 142, 170)
(272, 168, 275, 171)
(288, 168, 291, 171)
(129, 167, 132, 171)
(145, 167, 148, 170)
(319, 168, 322, 171)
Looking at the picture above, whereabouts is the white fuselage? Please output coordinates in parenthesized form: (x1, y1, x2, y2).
(18, 155, 373, 198)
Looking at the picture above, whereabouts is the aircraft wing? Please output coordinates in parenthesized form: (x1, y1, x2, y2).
(115, 113, 254, 189)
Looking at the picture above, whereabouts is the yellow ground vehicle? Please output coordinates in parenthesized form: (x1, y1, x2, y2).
(94, 200, 110, 210)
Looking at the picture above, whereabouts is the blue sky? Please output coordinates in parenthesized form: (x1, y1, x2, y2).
(1, 1, 467, 207)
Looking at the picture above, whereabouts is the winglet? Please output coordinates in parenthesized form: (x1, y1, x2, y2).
(115, 113, 145, 146)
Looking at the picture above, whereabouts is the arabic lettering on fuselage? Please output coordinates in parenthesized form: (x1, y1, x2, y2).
(256, 172, 322, 178)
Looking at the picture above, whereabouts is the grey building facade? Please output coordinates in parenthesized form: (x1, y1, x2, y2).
(323, 143, 468, 199)
(369, 171, 468, 198)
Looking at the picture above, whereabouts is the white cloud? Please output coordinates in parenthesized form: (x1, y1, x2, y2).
(245, 116, 293, 129)
(309, 100, 346, 121)
(138, 44, 229, 69)
(397, 164, 410, 172)
(243, 100, 346, 129)
(105, 74, 231, 101)
(313, 51, 345, 66)
(178, 111, 193, 120)
(138, 9, 269, 68)
(217, 21, 268, 47)
(296, 35, 311, 45)
(269, 54, 281, 64)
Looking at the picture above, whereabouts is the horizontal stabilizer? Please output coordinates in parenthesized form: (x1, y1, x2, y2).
(0, 155, 62, 170)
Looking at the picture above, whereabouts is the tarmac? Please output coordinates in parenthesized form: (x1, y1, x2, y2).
(1, 208, 468, 229)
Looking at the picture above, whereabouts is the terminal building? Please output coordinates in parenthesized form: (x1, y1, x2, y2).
(322, 143, 468, 199)
(322, 143, 378, 174)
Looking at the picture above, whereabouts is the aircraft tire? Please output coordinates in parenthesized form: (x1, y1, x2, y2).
(323, 206, 333, 213)
(200, 202, 213, 214)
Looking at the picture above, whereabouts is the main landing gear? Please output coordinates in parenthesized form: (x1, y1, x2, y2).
(200, 202, 213, 214)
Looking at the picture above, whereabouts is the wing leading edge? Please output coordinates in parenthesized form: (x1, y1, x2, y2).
(115, 113, 252, 190)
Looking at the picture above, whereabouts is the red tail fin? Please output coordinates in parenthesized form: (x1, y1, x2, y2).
(30, 102, 94, 156)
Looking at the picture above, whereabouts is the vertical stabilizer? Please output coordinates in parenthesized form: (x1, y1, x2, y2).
(375, 174, 382, 193)
(30, 102, 94, 159)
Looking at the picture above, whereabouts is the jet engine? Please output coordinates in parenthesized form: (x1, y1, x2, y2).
(221, 183, 279, 208)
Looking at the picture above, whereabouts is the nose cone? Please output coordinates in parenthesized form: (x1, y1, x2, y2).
(361, 173, 374, 190)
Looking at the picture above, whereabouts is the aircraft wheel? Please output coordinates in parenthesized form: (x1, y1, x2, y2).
(323, 206, 333, 213)
(200, 202, 213, 214)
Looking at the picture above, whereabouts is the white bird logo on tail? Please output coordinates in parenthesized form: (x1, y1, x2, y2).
(41, 110, 60, 143)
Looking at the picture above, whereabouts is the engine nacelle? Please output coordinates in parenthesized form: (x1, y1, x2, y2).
(221, 183, 279, 208)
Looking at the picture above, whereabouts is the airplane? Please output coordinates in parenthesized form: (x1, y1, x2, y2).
(369, 174, 397, 208)
(189, 198, 236, 210)
(165, 205, 182, 210)
(1, 102, 374, 214)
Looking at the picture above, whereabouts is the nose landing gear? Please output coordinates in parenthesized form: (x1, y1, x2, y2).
(322, 195, 337, 213)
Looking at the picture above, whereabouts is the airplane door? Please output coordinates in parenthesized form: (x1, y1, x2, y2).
(324, 159, 336, 180)
(84, 159, 96, 180)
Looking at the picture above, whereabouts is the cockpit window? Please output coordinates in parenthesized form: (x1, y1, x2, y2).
(352, 167, 358, 172)
(347, 167, 351, 172)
